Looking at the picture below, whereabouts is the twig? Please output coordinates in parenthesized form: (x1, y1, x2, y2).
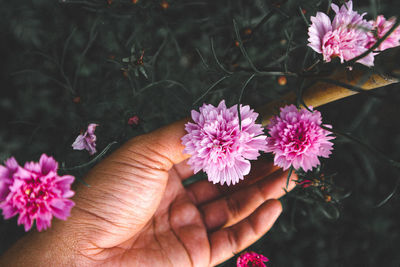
(346, 19, 400, 66)
(210, 38, 233, 75)
(233, 19, 259, 73)
(237, 74, 256, 130)
(193, 76, 230, 105)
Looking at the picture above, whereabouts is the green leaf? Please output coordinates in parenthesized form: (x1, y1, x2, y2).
(139, 66, 148, 79)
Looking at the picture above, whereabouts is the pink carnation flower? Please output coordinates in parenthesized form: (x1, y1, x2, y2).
(237, 251, 269, 267)
(181, 100, 267, 186)
(0, 154, 75, 231)
(367, 15, 400, 51)
(308, 0, 374, 66)
(265, 105, 335, 172)
(0, 157, 19, 201)
(72, 123, 98, 155)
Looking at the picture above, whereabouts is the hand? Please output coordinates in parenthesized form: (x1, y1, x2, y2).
(0, 119, 296, 267)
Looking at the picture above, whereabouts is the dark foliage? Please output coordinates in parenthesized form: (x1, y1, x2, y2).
(1, 0, 399, 266)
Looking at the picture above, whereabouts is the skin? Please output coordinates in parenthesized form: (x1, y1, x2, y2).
(0, 119, 296, 267)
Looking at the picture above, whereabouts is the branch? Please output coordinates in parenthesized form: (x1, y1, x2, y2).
(257, 68, 399, 126)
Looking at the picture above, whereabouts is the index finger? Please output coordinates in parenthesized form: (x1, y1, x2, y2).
(209, 199, 282, 266)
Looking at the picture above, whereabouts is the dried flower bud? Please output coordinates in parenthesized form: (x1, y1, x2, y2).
(277, 76, 287, 86)
(161, 0, 169, 9)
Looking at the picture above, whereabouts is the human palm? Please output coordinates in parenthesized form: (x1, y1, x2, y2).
(1, 120, 295, 267)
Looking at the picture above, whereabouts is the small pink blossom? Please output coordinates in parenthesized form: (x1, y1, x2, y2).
(128, 115, 140, 125)
(181, 100, 267, 186)
(367, 15, 400, 51)
(297, 179, 313, 188)
(265, 105, 335, 172)
(308, 1, 374, 66)
(0, 154, 75, 232)
(237, 251, 269, 267)
(72, 123, 98, 155)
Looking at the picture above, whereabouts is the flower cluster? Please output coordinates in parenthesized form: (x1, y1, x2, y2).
(265, 105, 335, 172)
(237, 251, 269, 267)
(308, 0, 400, 67)
(0, 154, 75, 231)
(181, 100, 267, 186)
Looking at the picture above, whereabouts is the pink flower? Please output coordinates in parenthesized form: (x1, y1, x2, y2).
(181, 100, 267, 186)
(265, 105, 335, 172)
(308, 0, 374, 66)
(297, 179, 313, 188)
(0, 154, 75, 232)
(0, 157, 19, 201)
(367, 15, 400, 51)
(72, 123, 98, 155)
(128, 115, 140, 125)
(237, 251, 269, 267)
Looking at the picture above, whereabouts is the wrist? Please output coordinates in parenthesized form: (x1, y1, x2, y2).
(0, 219, 90, 266)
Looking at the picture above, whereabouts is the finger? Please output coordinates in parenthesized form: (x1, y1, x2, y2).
(186, 179, 222, 206)
(116, 118, 191, 171)
(218, 156, 280, 192)
(84, 118, 192, 190)
(172, 159, 195, 180)
(186, 159, 279, 205)
(209, 199, 282, 266)
(169, 195, 210, 267)
(200, 169, 296, 231)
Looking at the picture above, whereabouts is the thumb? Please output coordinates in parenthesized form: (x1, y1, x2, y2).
(69, 118, 190, 249)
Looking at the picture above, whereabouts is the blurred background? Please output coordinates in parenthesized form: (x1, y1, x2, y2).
(0, 0, 399, 266)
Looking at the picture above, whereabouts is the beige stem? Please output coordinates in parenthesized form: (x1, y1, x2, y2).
(257, 69, 399, 126)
